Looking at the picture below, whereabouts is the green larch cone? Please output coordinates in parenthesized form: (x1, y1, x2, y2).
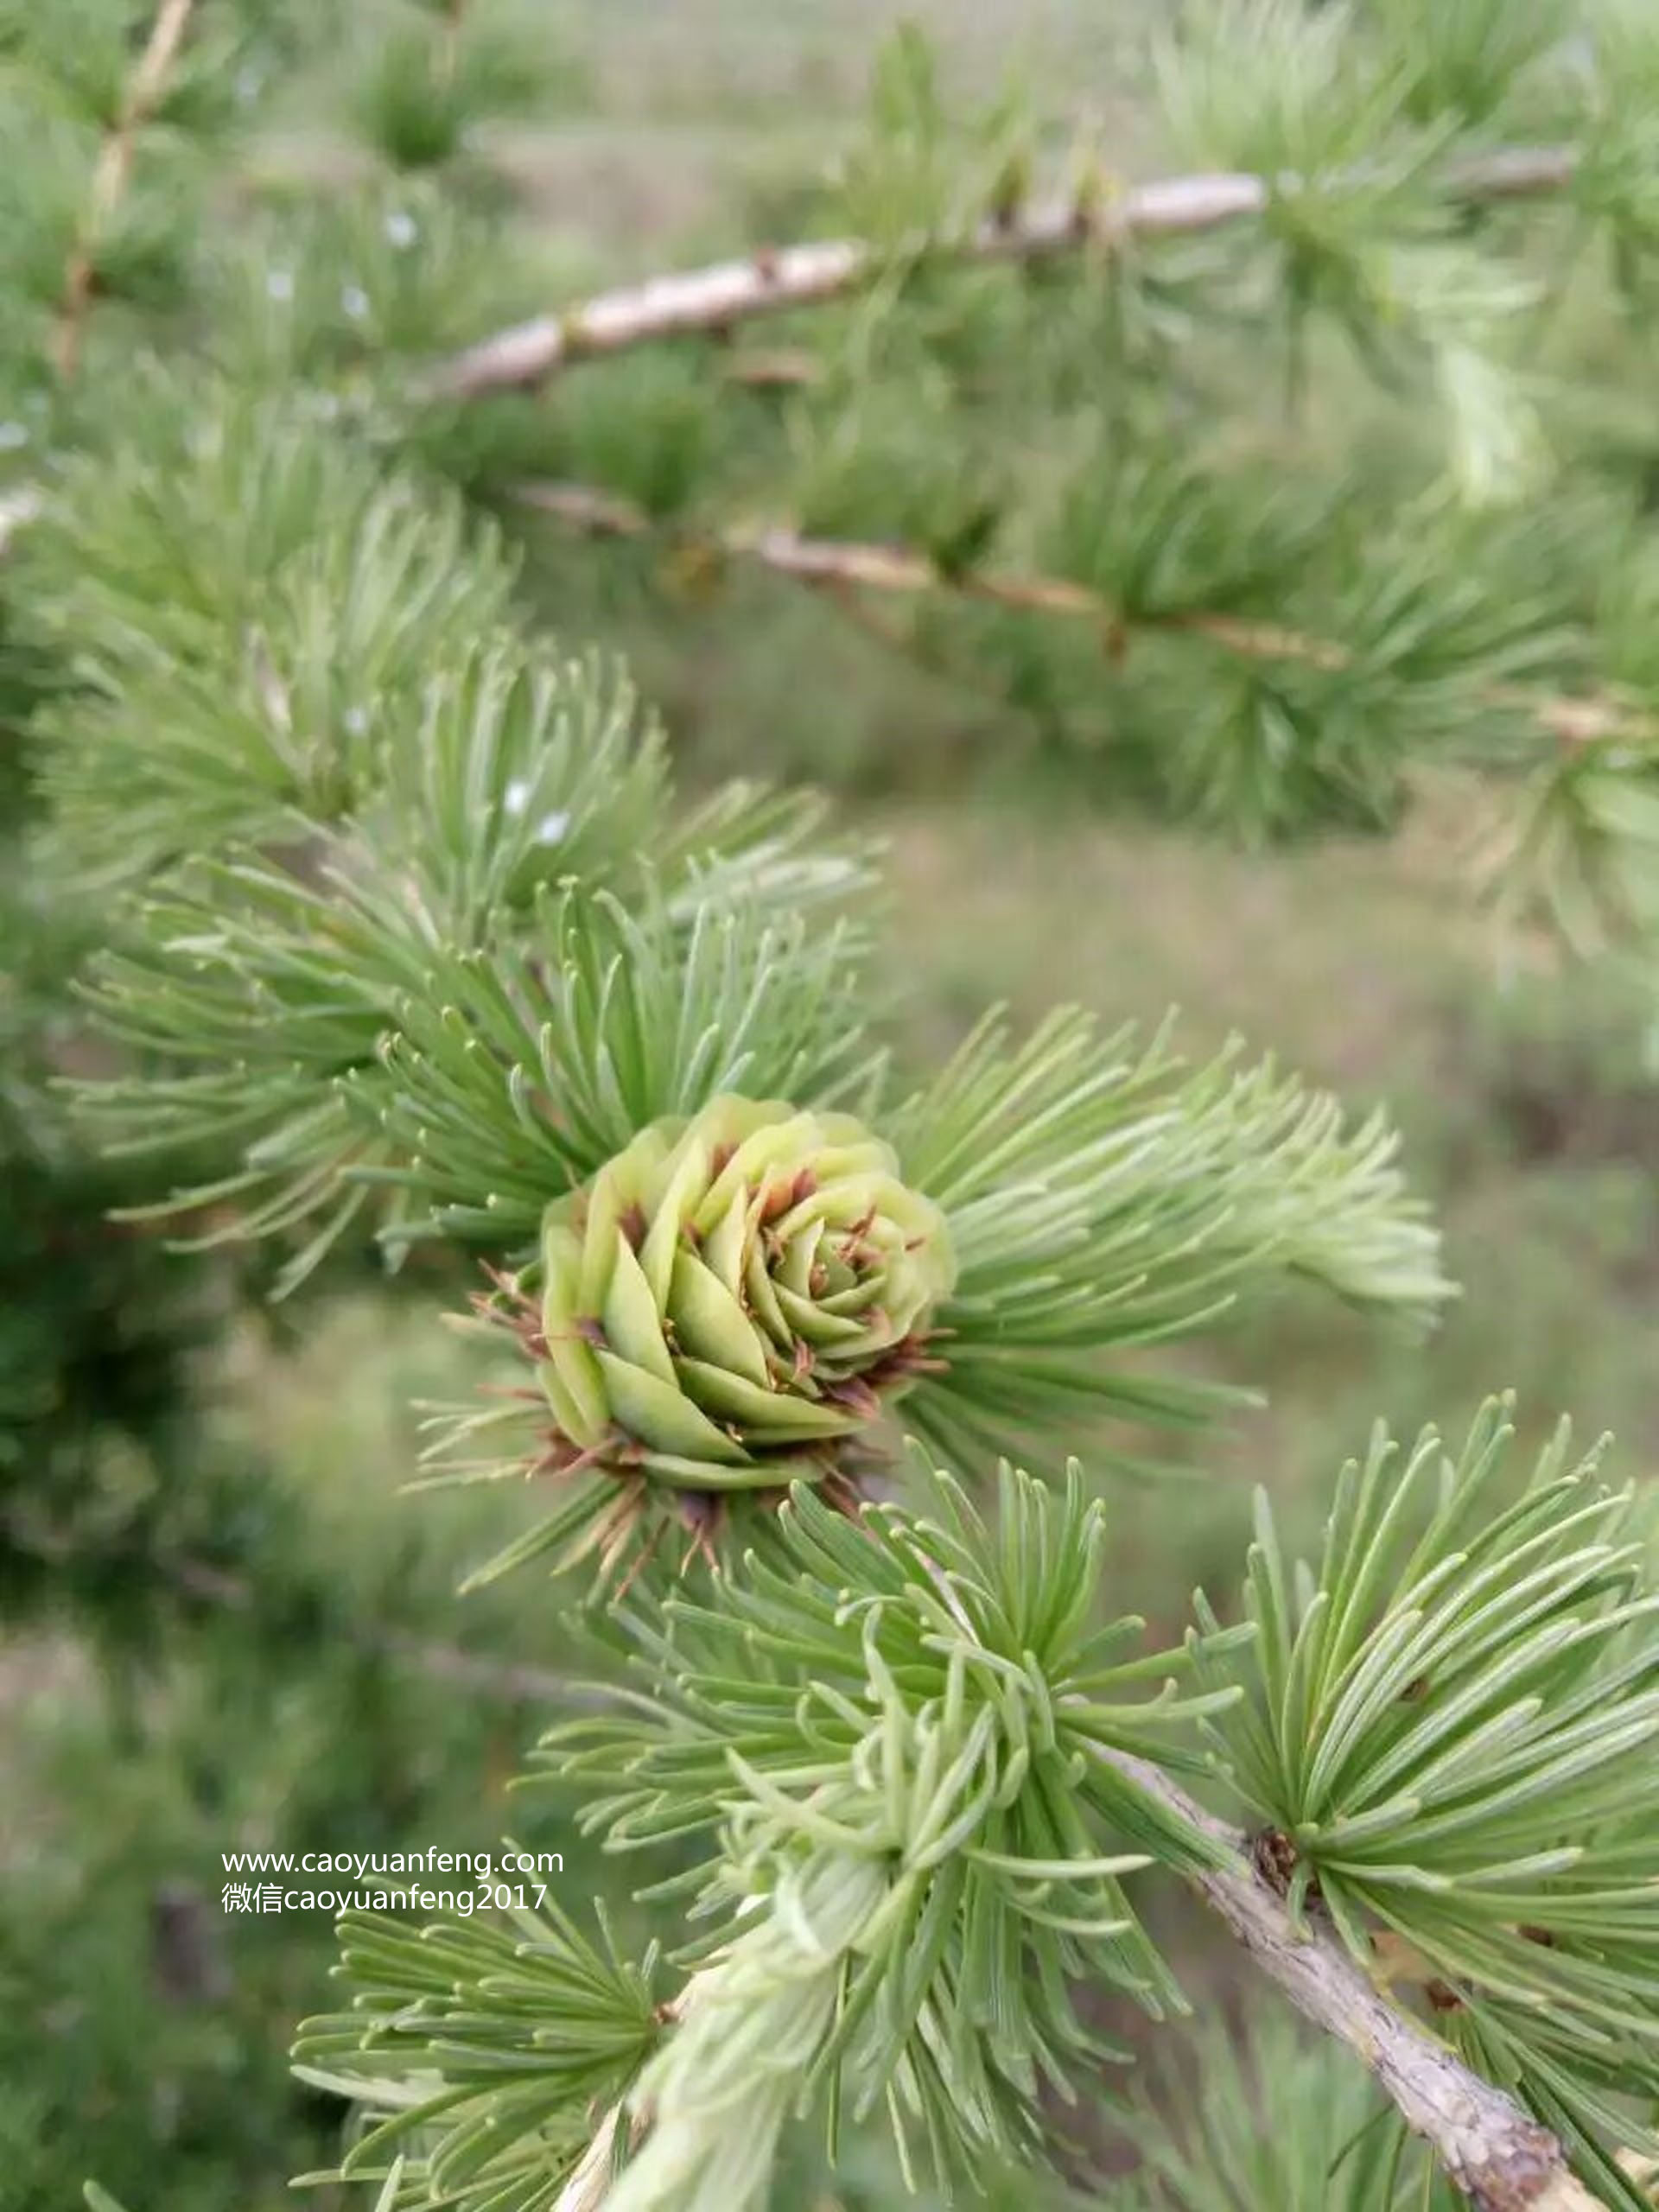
(531, 1096, 956, 1506)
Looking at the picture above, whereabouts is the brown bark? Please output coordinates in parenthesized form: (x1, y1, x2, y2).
(53, 0, 198, 379)
(425, 147, 1577, 401)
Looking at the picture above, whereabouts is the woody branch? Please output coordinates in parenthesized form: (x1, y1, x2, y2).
(424, 145, 1576, 401)
(53, 0, 197, 380)
(512, 480, 1649, 752)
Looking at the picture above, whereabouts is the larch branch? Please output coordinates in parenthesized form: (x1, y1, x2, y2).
(540, 1727, 1607, 2212)
(512, 480, 1654, 752)
(1101, 1747, 1605, 2212)
(424, 144, 1577, 401)
(53, 0, 198, 380)
(154, 1549, 615, 1710)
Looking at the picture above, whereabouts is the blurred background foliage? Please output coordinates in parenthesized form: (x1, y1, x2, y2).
(2, 0, 1657, 2207)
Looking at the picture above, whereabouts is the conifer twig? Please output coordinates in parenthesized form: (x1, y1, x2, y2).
(426, 145, 1577, 400)
(52, 0, 197, 379)
(546, 1729, 1605, 2212)
(513, 480, 1655, 753)
(158, 1550, 613, 1708)
(1102, 1746, 1605, 2212)
(552, 2103, 631, 2212)
(437, 0, 467, 86)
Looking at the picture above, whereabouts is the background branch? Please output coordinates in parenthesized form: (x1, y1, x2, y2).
(428, 146, 1576, 400)
(513, 480, 1651, 751)
(53, 0, 197, 380)
(154, 1550, 614, 1710)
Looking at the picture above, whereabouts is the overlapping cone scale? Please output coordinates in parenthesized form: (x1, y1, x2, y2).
(535, 1096, 955, 1491)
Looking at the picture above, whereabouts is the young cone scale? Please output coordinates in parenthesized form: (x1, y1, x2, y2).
(527, 1095, 955, 1515)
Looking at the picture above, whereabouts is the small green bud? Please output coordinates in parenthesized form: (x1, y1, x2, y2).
(531, 1096, 955, 1514)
